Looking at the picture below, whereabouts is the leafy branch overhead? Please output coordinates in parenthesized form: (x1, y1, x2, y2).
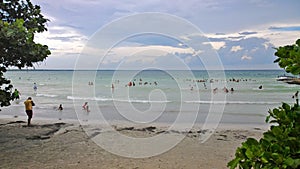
(0, 0, 51, 107)
(274, 39, 300, 75)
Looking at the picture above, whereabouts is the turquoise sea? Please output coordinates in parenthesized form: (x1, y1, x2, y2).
(1, 70, 298, 127)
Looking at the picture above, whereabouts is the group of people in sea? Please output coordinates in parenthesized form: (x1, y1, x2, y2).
(185, 78, 256, 83)
(184, 77, 264, 94)
(106, 77, 265, 95)
(212, 87, 234, 94)
(125, 78, 158, 87)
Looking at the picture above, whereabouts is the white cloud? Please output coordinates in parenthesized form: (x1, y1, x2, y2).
(104, 45, 196, 64)
(241, 55, 252, 60)
(230, 45, 243, 52)
(34, 25, 87, 57)
(203, 41, 226, 50)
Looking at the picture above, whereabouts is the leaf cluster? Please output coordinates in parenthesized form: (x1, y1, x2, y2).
(274, 39, 300, 75)
(0, 0, 48, 33)
(228, 102, 300, 169)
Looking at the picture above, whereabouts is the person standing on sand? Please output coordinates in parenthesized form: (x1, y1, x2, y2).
(24, 97, 35, 126)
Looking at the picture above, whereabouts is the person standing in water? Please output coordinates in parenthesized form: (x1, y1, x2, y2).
(82, 102, 90, 112)
(57, 104, 63, 120)
(111, 83, 115, 93)
(24, 97, 35, 126)
(33, 83, 38, 93)
(13, 89, 21, 100)
(57, 104, 63, 111)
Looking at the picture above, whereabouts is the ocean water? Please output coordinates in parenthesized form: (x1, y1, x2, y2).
(1, 70, 298, 127)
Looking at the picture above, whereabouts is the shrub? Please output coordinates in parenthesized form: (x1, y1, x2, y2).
(228, 102, 300, 169)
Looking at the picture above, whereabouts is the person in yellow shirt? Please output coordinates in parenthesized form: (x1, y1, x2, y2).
(24, 97, 35, 126)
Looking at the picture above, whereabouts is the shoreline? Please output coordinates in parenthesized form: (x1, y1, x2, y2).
(0, 115, 270, 131)
(0, 117, 265, 169)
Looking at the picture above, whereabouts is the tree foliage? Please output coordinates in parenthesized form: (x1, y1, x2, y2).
(274, 39, 300, 75)
(228, 102, 300, 169)
(0, 0, 50, 107)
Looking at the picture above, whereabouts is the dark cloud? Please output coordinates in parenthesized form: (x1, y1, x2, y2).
(269, 26, 300, 31)
(239, 31, 257, 35)
(208, 37, 227, 42)
(123, 34, 183, 47)
(228, 36, 245, 39)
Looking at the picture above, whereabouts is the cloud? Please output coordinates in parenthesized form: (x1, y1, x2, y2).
(104, 45, 196, 64)
(239, 31, 257, 35)
(29, 0, 300, 69)
(34, 24, 87, 59)
(269, 26, 300, 31)
(203, 41, 226, 50)
(230, 46, 243, 52)
(241, 55, 252, 60)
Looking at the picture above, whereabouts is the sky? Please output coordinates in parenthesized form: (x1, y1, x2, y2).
(30, 0, 300, 70)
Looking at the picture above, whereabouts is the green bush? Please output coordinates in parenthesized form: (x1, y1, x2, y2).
(228, 102, 300, 169)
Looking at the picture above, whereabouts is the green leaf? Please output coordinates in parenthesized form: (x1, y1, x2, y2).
(245, 149, 254, 159)
(227, 158, 240, 169)
(284, 157, 294, 167)
(282, 103, 290, 111)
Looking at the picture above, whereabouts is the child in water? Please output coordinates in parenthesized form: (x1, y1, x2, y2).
(82, 102, 90, 112)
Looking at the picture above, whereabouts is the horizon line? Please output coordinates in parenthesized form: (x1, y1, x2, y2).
(7, 68, 283, 71)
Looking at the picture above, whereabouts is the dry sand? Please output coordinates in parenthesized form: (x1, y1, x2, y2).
(0, 118, 265, 169)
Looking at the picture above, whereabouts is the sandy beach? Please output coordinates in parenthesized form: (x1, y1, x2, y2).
(0, 117, 265, 169)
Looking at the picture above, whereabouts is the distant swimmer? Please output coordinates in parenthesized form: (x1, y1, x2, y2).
(258, 85, 263, 89)
(230, 88, 234, 93)
(223, 87, 229, 93)
(292, 91, 299, 99)
(213, 88, 218, 94)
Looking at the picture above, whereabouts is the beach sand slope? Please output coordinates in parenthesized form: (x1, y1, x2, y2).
(0, 119, 263, 169)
